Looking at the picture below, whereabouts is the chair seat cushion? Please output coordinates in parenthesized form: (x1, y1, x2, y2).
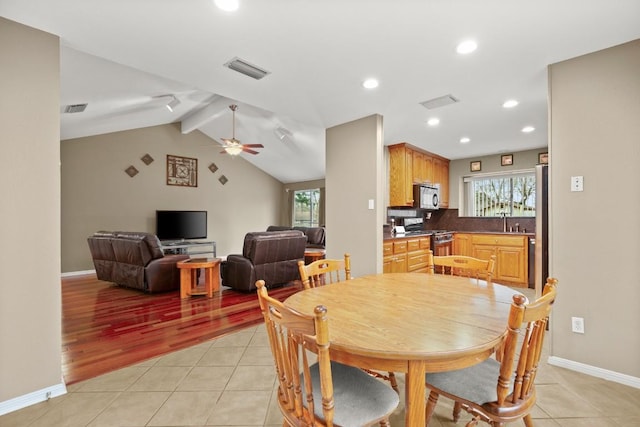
(308, 361, 399, 426)
(426, 358, 512, 405)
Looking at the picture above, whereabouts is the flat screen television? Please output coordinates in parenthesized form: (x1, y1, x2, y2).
(156, 210, 207, 241)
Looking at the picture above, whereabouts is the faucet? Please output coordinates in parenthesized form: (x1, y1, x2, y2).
(501, 212, 507, 232)
(515, 223, 520, 233)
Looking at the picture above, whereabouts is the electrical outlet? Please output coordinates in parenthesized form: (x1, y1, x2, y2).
(571, 176, 584, 192)
(571, 316, 585, 334)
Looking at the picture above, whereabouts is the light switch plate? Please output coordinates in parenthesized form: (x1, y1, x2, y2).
(571, 176, 584, 192)
(368, 199, 374, 210)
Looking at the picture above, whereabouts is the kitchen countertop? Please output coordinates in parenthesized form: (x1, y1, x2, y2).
(383, 230, 534, 241)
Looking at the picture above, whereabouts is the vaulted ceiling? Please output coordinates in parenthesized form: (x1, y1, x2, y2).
(2, 0, 639, 183)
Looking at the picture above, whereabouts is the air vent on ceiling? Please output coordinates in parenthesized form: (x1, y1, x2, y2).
(420, 94, 459, 110)
(63, 103, 88, 113)
(223, 57, 270, 80)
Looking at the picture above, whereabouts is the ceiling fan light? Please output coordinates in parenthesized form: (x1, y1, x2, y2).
(224, 145, 243, 155)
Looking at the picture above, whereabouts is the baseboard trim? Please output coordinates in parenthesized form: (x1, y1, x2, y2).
(61, 269, 95, 278)
(0, 382, 67, 416)
(547, 356, 640, 389)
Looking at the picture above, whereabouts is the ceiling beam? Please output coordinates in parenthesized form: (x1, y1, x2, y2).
(180, 95, 229, 134)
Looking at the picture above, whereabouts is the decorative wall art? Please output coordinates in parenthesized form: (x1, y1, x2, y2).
(219, 175, 228, 185)
(125, 165, 139, 177)
(501, 154, 513, 166)
(538, 152, 549, 164)
(208, 163, 218, 173)
(166, 154, 197, 187)
(141, 153, 154, 165)
(470, 161, 481, 172)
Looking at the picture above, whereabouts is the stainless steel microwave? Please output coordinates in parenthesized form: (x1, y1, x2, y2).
(413, 184, 440, 210)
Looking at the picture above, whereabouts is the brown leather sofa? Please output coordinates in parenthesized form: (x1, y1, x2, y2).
(220, 230, 307, 292)
(266, 225, 325, 249)
(87, 231, 189, 293)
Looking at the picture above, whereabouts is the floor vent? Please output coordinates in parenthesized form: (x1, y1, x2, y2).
(223, 57, 270, 80)
(420, 94, 459, 109)
(64, 103, 88, 113)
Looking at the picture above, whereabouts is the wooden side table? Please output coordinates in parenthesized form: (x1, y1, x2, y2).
(176, 258, 221, 299)
(304, 248, 326, 265)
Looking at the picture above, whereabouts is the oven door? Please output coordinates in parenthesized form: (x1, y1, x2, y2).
(432, 235, 453, 256)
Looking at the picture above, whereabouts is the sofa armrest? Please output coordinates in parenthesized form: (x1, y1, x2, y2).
(145, 254, 189, 293)
(221, 255, 256, 292)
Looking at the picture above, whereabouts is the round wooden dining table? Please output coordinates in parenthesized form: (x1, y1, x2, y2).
(284, 272, 524, 426)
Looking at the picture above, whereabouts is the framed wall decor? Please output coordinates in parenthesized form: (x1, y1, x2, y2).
(538, 152, 549, 164)
(470, 161, 481, 172)
(125, 165, 139, 177)
(501, 154, 513, 166)
(141, 153, 154, 165)
(166, 154, 197, 187)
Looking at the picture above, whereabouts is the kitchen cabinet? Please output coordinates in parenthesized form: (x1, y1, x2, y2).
(466, 234, 529, 287)
(383, 241, 407, 273)
(388, 144, 414, 206)
(388, 142, 449, 208)
(453, 233, 471, 256)
(383, 236, 431, 273)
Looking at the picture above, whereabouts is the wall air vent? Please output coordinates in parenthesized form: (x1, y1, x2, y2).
(63, 103, 88, 113)
(420, 94, 459, 110)
(223, 57, 270, 80)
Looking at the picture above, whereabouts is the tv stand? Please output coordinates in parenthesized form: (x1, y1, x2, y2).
(160, 240, 216, 257)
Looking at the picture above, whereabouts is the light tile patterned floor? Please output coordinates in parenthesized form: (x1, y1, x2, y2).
(2, 308, 640, 426)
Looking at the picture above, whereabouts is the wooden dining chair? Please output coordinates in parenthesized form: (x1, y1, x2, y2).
(256, 280, 400, 427)
(429, 252, 496, 283)
(297, 253, 351, 290)
(298, 254, 399, 393)
(424, 277, 559, 427)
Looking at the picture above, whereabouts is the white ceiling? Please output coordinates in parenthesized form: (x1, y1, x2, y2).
(2, 0, 639, 183)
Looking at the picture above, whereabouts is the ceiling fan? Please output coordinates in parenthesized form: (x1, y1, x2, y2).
(220, 104, 264, 155)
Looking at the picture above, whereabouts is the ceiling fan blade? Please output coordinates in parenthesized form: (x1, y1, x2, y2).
(243, 144, 264, 148)
(242, 148, 260, 155)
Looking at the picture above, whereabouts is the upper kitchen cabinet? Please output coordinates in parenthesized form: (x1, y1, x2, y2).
(388, 142, 450, 207)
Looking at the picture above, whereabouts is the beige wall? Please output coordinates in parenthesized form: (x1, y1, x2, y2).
(448, 148, 546, 210)
(0, 18, 63, 406)
(61, 123, 284, 272)
(326, 115, 384, 277)
(548, 39, 640, 379)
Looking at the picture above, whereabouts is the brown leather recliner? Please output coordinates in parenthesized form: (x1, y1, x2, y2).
(87, 231, 189, 293)
(266, 225, 325, 249)
(221, 230, 307, 292)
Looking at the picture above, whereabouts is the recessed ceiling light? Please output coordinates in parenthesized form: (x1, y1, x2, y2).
(522, 126, 535, 133)
(503, 99, 519, 108)
(427, 118, 440, 126)
(362, 78, 379, 89)
(460, 137, 471, 143)
(456, 40, 477, 54)
(214, 0, 239, 12)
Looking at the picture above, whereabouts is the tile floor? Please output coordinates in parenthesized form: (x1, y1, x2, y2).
(2, 309, 640, 426)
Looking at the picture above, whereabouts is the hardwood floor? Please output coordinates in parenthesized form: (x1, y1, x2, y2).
(62, 274, 301, 385)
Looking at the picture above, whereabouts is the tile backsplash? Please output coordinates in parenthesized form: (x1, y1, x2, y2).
(423, 209, 535, 233)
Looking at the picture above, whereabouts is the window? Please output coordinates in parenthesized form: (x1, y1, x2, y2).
(463, 170, 536, 217)
(292, 189, 321, 227)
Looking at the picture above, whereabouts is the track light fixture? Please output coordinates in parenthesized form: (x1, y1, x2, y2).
(274, 126, 292, 141)
(165, 95, 180, 112)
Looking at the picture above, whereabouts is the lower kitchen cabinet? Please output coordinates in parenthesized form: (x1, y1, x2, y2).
(470, 234, 529, 286)
(383, 236, 431, 273)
